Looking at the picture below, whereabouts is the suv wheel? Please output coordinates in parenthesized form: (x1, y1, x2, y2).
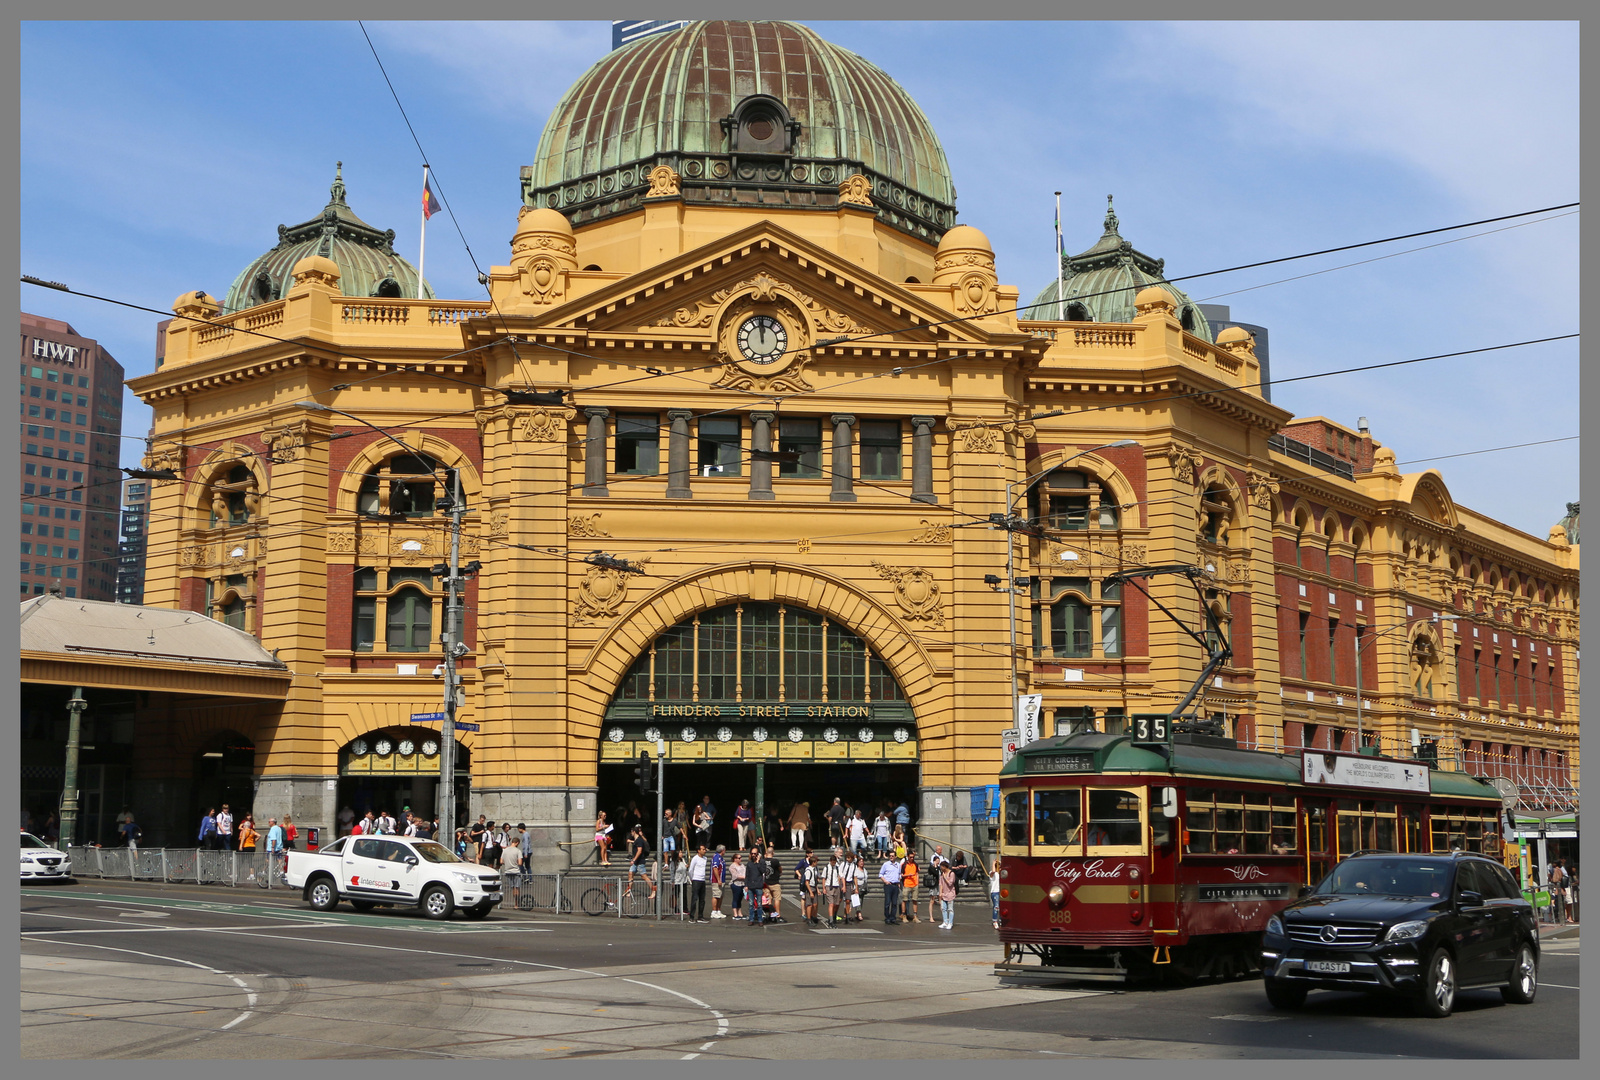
(1264, 976, 1307, 1010)
(422, 885, 454, 921)
(1416, 947, 1456, 1018)
(1501, 942, 1538, 1004)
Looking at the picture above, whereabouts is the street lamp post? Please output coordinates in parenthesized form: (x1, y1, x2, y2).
(60, 687, 87, 850)
(992, 440, 1137, 705)
(296, 401, 468, 836)
(1352, 614, 1459, 748)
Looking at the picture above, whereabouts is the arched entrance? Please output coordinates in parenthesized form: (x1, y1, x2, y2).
(338, 726, 469, 833)
(597, 602, 919, 852)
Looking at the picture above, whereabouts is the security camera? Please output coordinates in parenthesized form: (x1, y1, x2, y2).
(450, 642, 470, 660)
(432, 664, 445, 679)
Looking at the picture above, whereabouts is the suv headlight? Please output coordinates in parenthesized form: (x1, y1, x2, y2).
(1384, 920, 1428, 943)
(452, 871, 478, 885)
(1265, 915, 1284, 937)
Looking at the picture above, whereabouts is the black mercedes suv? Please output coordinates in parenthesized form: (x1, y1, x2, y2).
(1261, 852, 1539, 1017)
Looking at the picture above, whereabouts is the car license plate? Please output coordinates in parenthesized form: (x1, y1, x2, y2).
(486, 892, 502, 901)
(1307, 960, 1350, 974)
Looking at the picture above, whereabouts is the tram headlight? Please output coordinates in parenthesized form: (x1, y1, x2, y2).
(1047, 883, 1067, 909)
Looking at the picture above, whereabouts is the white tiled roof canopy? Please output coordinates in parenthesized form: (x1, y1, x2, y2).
(19, 595, 285, 669)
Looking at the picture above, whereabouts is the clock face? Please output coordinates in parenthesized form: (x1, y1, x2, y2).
(858, 727, 874, 744)
(737, 315, 788, 365)
(607, 727, 625, 743)
(680, 727, 697, 743)
(894, 727, 910, 744)
(398, 739, 415, 756)
(645, 727, 662, 743)
(351, 738, 368, 756)
(823, 727, 840, 744)
(716, 727, 733, 743)
(374, 738, 393, 756)
(422, 739, 439, 757)
(788, 726, 805, 743)
(752, 727, 769, 743)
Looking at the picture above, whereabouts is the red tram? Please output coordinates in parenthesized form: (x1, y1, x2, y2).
(995, 730, 1506, 983)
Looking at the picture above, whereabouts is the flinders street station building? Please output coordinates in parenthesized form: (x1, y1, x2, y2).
(77, 21, 1575, 861)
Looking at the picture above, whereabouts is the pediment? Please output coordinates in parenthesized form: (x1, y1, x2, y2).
(530, 221, 997, 350)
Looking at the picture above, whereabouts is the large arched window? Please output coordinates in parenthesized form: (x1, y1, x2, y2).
(613, 602, 903, 704)
(358, 453, 446, 518)
(1028, 469, 1120, 533)
(208, 463, 257, 527)
(353, 567, 438, 653)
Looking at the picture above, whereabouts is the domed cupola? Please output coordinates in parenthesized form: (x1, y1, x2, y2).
(1032, 196, 1212, 340)
(222, 163, 435, 314)
(523, 20, 958, 243)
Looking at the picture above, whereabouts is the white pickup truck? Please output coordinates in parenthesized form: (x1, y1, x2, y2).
(284, 835, 502, 920)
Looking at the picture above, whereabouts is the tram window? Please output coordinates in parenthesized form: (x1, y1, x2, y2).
(1086, 789, 1143, 849)
(1033, 788, 1082, 850)
(1185, 789, 1214, 853)
(1002, 791, 1029, 850)
(1244, 799, 1271, 855)
(1402, 806, 1422, 852)
(1214, 793, 1244, 854)
(1271, 799, 1298, 854)
(1305, 802, 1329, 853)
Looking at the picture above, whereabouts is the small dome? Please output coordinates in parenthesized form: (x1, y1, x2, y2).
(1215, 325, 1255, 347)
(1135, 285, 1177, 310)
(222, 163, 435, 314)
(514, 206, 575, 238)
(524, 21, 958, 243)
(1555, 501, 1579, 545)
(1033, 196, 1212, 339)
(937, 224, 991, 253)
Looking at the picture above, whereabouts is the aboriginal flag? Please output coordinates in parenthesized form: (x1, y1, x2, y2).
(423, 178, 441, 221)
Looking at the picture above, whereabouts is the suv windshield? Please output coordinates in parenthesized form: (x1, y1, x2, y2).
(1315, 858, 1452, 898)
(411, 840, 463, 865)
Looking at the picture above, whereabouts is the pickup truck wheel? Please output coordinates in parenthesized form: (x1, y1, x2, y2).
(463, 902, 493, 920)
(350, 900, 376, 912)
(1501, 942, 1538, 1004)
(422, 885, 454, 920)
(306, 876, 339, 912)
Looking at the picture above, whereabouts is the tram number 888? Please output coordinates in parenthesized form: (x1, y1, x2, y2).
(1049, 909, 1071, 924)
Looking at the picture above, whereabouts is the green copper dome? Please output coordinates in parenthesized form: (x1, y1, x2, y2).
(223, 163, 435, 314)
(523, 20, 958, 242)
(1033, 197, 1212, 340)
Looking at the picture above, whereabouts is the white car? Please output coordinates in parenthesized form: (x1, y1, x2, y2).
(20, 832, 72, 881)
(285, 835, 502, 920)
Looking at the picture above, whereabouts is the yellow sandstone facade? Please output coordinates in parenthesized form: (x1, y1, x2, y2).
(126, 22, 1576, 862)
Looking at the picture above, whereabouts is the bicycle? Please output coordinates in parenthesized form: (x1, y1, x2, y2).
(256, 850, 286, 889)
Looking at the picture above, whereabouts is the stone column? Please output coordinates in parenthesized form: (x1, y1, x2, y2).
(583, 407, 609, 497)
(911, 416, 937, 504)
(830, 414, 856, 502)
(666, 409, 693, 499)
(749, 411, 775, 501)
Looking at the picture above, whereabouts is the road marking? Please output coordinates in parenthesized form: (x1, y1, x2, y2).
(1541, 982, 1579, 989)
(37, 891, 549, 932)
(24, 939, 255, 1031)
(810, 928, 881, 934)
(1210, 1014, 1285, 1022)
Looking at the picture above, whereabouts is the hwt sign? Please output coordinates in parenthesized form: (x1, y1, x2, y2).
(32, 338, 82, 365)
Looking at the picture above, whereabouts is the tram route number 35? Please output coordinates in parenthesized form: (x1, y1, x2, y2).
(1132, 715, 1168, 742)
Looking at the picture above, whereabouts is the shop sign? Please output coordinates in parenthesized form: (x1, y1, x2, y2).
(648, 701, 876, 719)
(743, 740, 778, 759)
(779, 741, 814, 760)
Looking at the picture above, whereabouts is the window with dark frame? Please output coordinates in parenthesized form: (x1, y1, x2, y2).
(777, 418, 822, 478)
(858, 420, 902, 480)
(696, 417, 742, 476)
(615, 413, 660, 476)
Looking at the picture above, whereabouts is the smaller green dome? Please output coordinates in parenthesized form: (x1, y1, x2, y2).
(1032, 196, 1212, 340)
(223, 163, 435, 314)
(1556, 502, 1579, 545)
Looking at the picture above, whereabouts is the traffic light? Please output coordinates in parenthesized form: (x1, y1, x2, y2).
(635, 751, 654, 795)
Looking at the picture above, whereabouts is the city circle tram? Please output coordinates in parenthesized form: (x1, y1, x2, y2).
(994, 728, 1505, 984)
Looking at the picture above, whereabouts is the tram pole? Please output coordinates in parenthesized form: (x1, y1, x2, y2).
(656, 739, 665, 922)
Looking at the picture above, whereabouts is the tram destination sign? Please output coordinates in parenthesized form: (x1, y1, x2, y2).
(1301, 750, 1429, 793)
(1026, 754, 1095, 774)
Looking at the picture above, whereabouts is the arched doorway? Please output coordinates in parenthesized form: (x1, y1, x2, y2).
(597, 602, 919, 852)
(338, 726, 470, 834)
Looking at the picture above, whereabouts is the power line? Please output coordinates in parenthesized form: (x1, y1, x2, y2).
(1394, 436, 1578, 468)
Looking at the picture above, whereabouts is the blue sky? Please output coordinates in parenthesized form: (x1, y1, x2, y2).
(19, 20, 1578, 537)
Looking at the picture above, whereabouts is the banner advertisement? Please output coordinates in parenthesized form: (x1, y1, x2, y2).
(1301, 751, 1430, 793)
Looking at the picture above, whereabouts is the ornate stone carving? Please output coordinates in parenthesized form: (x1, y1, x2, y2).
(1246, 467, 1280, 509)
(390, 533, 436, 565)
(142, 444, 183, 484)
(1042, 542, 1148, 567)
(518, 257, 567, 305)
(265, 420, 307, 463)
(460, 534, 481, 556)
(952, 272, 998, 318)
(574, 557, 649, 622)
(568, 513, 611, 538)
(908, 520, 952, 545)
(327, 532, 356, 554)
(514, 406, 575, 442)
(357, 533, 379, 556)
(873, 561, 945, 629)
(646, 164, 682, 198)
(948, 420, 1000, 455)
(490, 510, 510, 537)
(1168, 446, 1201, 485)
(838, 173, 874, 207)
(178, 545, 208, 567)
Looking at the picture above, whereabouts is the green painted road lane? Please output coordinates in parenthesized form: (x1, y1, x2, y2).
(28, 890, 552, 933)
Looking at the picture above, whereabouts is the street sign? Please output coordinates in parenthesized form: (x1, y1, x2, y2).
(1001, 727, 1020, 765)
(451, 722, 480, 732)
(410, 711, 446, 723)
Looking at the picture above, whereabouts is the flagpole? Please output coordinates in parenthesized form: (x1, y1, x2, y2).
(418, 164, 430, 300)
(1054, 191, 1064, 320)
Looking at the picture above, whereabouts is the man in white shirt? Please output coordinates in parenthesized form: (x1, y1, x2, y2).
(403, 813, 420, 838)
(823, 850, 847, 926)
(216, 805, 234, 851)
(879, 855, 902, 924)
(687, 846, 710, 922)
(847, 811, 868, 855)
(500, 839, 524, 910)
